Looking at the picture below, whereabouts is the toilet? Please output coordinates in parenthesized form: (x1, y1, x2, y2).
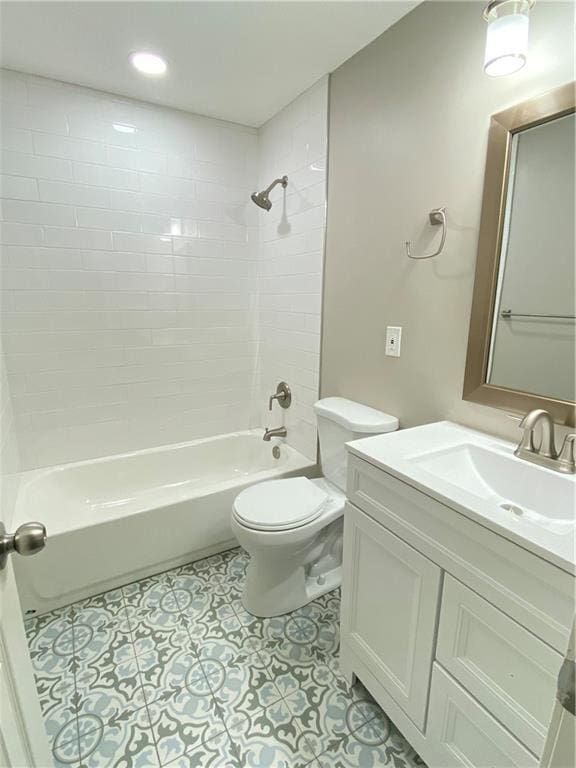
(231, 397, 399, 617)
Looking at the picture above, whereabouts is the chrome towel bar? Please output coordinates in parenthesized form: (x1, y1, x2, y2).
(501, 309, 576, 320)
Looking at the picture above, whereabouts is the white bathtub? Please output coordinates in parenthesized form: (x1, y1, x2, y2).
(13, 430, 316, 615)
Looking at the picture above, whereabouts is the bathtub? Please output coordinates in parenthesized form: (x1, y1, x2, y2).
(13, 430, 316, 615)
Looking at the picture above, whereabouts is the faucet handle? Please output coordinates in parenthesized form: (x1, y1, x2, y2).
(557, 434, 576, 473)
(268, 382, 291, 411)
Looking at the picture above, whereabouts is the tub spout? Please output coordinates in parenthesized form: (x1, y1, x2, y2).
(263, 426, 287, 442)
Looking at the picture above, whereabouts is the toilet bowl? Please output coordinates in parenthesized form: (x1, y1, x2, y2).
(232, 397, 399, 617)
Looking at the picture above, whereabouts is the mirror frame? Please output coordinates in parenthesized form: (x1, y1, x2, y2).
(463, 81, 576, 426)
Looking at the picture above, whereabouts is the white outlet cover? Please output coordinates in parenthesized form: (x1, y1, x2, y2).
(386, 326, 402, 357)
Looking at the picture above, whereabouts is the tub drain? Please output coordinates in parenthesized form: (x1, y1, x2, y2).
(272, 445, 281, 459)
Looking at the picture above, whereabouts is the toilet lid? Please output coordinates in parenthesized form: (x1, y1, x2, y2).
(233, 477, 329, 531)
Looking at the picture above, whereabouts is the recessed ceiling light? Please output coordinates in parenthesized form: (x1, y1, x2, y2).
(113, 123, 136, 134)
(130, 51, 167, 76)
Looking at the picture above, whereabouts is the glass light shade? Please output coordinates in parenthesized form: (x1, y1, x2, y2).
(484, 1, 531, 77)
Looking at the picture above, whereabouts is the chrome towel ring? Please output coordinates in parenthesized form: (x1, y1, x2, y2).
(406, 207, 447, 260)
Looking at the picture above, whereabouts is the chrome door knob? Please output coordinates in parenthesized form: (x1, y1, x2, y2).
(0, 521, 47, 571)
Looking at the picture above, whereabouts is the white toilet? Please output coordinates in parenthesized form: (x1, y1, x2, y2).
(231, 397, 398, 617)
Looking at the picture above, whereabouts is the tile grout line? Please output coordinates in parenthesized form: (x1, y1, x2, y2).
(162, 567, 228, 768)
(187, 571, 246, 768)
(67, 587, 162, 764)
(161, 566, 237, 767)
(68, 603, 83, 767)
(120, 584, 165, 768)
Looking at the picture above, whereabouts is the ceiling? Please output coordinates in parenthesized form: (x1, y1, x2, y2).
(0, 1, 418, 127)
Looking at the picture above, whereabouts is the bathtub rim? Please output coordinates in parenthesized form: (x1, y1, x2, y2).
(14, 455, 320, 615)
(13, 429, 318, 535)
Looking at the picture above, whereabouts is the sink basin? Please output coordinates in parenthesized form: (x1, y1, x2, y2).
(347, 421, 576, 572)
(412, 443, 573, 534)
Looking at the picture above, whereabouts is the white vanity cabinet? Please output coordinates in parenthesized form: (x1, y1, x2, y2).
(341, 452, 574, 768)
(340, 503, 441, 730)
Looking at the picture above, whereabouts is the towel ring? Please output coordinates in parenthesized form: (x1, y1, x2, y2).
(406, 207, 447, 260)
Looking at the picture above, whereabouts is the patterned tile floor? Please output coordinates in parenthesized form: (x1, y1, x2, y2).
(25, 547, 426, 768)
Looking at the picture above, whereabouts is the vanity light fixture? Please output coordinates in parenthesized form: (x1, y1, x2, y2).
(483, 0, 534, 77)
(130, 51, 167, 76)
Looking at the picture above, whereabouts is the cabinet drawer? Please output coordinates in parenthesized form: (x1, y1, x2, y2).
(347, 454, 573, 652)
(437, 576, 561, 757)
(341, 502, 441, 730)
(427, 664, 538, 768)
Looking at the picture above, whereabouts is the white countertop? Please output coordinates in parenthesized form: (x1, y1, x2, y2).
(347, 421, 576, 575)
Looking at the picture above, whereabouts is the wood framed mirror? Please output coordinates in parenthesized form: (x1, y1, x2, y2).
(463, 81, 576, 426)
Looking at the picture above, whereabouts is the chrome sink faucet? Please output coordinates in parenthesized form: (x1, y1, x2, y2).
(263, 426, 287, 442)
(514, 409, 575, 474)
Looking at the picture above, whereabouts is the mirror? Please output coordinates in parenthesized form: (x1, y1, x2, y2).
(464, 82, 575, 425)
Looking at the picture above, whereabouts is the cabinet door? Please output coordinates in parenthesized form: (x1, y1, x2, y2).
(427, 664, 538, 768)
(437, 575, 561, 756)
(341, 502, 441, 729)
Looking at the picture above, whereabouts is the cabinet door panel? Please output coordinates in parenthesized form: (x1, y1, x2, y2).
(427, 664, 538, 768)
(437, 575, 561, 756)
(341, 502, 441, 729)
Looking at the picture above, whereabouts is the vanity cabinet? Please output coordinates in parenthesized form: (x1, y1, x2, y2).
(341, 453, 573, 768)
(340, 504, 441, 729)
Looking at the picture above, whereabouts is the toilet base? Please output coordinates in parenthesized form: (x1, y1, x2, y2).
(241, 558, 342, 618)
(305, 563, 342, 602)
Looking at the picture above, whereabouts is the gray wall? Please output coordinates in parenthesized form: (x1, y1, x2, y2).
(322, 0, 575, 440)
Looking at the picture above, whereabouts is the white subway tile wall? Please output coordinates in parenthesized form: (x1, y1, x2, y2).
(0, 349, 21, 527)
(254, 78, 328, 460)
(1, 351, 19, 468)
(0, 70, 259, 468)
(0, 69, 327, 469)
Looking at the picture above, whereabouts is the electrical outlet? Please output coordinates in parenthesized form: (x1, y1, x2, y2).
(385, 326, 402, 357)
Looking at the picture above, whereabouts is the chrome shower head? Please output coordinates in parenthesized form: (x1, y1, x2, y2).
(251, 190, 272, 210)
(251, 175, 288, 211)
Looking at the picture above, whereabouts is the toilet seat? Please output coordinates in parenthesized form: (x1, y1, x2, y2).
(233, 477, 329, 532)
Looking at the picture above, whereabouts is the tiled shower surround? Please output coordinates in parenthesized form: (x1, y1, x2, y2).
(254, 81, 328, 460)
(0, 69, 327, 468)
(26, 547, 425, 768)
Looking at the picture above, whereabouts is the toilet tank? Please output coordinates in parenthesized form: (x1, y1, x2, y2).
(313, 397, 399, 491)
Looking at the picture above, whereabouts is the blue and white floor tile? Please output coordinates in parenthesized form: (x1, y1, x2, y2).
(25, 547, 426, 768)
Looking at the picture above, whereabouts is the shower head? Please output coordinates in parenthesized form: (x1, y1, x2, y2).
(251, 175, 288, 211)
(251, 190, 272, 211)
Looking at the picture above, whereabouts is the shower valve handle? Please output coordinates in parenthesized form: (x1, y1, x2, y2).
(0, 521, 47, 571)
(268, 382, 292, 411)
